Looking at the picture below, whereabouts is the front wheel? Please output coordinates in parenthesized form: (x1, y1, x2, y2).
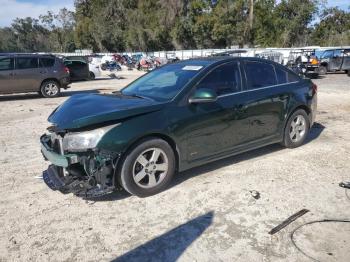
(118, 138, 176, 197)
(40, 80, 60, 98)
(282, 109, 310, 148)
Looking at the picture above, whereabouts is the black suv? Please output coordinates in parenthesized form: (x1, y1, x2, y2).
(0, 53, 70, 98)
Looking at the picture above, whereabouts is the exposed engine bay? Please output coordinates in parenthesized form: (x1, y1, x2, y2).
(41, 132, 120, 198)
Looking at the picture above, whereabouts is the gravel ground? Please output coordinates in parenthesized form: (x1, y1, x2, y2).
(0, 71, 349, 262)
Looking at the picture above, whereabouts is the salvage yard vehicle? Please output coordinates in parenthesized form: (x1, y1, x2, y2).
(0, 53, 70, 97)
(318, 48, 350, 75)
(64, 60, 90, 81)
(286, 49, 320, 77)
(88, 62, 101, 79)
(40, 57, 317, 198)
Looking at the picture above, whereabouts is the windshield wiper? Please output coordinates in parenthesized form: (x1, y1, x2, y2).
(114, 91, 149, 100)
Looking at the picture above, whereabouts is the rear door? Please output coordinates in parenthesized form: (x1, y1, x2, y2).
(14, 56, 41, 92)
(341, 49, 350, 70)
(0, 56, 15, 94)
(241, 60, 296, 143)
(39, 56, 56, 77)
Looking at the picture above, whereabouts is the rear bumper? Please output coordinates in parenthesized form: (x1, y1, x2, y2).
(59, 77, 71, 89)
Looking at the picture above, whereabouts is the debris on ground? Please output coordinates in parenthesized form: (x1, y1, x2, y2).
(250, 190, 260, 200)
(269, 209, 310, 235)
(339, 181, 350, 189)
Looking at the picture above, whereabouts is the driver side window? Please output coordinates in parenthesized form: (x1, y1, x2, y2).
(196, 62, 241, 96)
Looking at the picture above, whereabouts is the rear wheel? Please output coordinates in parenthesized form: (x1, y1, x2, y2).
(40, 80, 60, 98)
(318, 66, 327, 75)
(118, 138, 175, 197)
(282, 109, 310, 148)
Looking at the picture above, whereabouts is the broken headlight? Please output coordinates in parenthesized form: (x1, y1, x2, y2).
(62, 123, 120, 151)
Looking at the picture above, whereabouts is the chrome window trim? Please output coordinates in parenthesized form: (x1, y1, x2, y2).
(217, 81, 299, 98)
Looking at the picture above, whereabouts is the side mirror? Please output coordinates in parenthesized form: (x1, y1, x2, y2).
(189, 88, 218, 104)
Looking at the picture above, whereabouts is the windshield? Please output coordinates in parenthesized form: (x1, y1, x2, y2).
(321, 50, 334, 59)
(121, 63, 205, 101)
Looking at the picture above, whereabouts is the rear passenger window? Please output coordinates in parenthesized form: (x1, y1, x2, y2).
(275, 66, 300, 84)
(0, 57, 14, 71)
(16, 57, 38, 69)
(244, 61, 277, 89)
(40, 58, 55, 67)
(196, 62, 241, 95)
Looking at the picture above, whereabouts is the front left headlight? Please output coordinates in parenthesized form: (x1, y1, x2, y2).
(62, 123, 120, 151)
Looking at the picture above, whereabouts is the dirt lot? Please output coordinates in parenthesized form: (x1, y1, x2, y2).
(0, 71, 349, 262)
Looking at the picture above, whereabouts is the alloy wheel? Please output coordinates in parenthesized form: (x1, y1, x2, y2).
(132, 148, 168, 189)
(44, 83, 59, 96)
(289, 115, 306, 142)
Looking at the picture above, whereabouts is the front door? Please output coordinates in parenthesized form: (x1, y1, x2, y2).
(182, 61, 251, 161)
(0, 56, 15, 94)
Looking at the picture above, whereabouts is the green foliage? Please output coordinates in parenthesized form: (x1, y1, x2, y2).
(311, 7, 350, 46)
(0, 0, 349, 52)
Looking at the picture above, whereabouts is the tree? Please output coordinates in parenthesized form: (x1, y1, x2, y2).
(311, 7, 350, 46)
(10, 17, 50, 52)
(40, 8, 76, 52)
(274, 0, 320, 47)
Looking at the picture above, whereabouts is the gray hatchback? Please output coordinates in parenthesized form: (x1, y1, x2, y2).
(0, 53, 70, 98)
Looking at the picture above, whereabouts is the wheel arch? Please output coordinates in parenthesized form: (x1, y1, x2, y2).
(284, 104, 312, 133)
(113, 133, 180, 186)
(39, 78, 60, 90)
(320, 62, 328, 68)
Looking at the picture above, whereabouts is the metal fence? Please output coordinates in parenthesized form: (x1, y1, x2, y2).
(56, 46, 350, 64)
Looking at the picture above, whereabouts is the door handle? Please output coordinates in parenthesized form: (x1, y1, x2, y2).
(279, 94, 288, 100)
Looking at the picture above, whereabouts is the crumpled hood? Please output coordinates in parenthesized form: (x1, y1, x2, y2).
(48, 93, 164, 130)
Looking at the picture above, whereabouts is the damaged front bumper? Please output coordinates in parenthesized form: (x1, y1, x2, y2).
(40, 134, 119, 198)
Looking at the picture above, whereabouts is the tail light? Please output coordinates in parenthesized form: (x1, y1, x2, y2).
(64, 66, 70, 74)
(311, 82, 317, 93)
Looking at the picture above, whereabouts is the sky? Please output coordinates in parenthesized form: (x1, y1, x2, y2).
(0, 0, 74, 26)
(0, 0, 349, 27)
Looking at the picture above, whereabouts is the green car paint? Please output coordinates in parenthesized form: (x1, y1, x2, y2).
(42, 57, 317, 196)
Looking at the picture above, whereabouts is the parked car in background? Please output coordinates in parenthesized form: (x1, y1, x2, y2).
(41, 57, 317, 198)
(64, 60, 90, 81)
(318, 48, 350, 74)
(0, 53, 70, 98)
(88, 62, 101, 79)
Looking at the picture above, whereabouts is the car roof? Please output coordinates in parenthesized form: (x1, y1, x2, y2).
(178, 56, 278, 67)
(0, 53, 56, 57)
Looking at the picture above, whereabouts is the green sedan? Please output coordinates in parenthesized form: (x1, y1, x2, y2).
(41, 57, 317, 197)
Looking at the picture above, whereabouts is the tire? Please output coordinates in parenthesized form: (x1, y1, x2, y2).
(118, 138, 176, 197)
(281, 109, 310, 148)
(318, 66, 327, 75)
(89, 72, 95, 80)
(40, 80, 60, 98)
